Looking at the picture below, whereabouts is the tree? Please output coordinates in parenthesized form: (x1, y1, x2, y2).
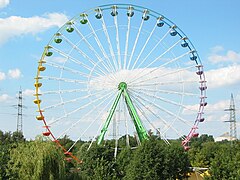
(58, 135, 74, 150)
(188, 141, 220, 167)
(7, 137, 66, 180)
(206, 141, 240, 179)
(164, 142, 190, 179)
(0, 130, 25, 179)
(124, 138, 189, 180)
(116, 147, 133, 178)
(0, 144, 11, 179)
(76, 142, 118, 179)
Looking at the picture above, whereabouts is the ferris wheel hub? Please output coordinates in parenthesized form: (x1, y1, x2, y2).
(118, 82, 127, 90)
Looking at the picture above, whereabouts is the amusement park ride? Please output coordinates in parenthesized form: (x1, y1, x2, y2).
(34, 4, 207, 162)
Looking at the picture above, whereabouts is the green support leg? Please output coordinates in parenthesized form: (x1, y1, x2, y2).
(97, 89, 123, 145)
(97, 82, 148, 145)
(123, 89, 149, 142)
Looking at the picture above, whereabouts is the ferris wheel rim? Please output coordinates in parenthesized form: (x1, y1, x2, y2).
(34, 4, 207, 162)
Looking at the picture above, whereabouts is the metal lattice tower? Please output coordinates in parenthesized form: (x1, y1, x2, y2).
(16, 87, 23, 133)
(224, 93, 237, 140)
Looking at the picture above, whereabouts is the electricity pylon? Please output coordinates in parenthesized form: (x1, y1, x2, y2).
(16, 87, 23, 133)
(224, 93, 237, 141)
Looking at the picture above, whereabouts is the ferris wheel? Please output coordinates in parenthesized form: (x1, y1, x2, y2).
(34, 4, 207, 161)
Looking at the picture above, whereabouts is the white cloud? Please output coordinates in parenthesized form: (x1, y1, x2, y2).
(0, 0, 9, 9)
(204, 99, 231, 124)
(206, 113, 228, 123)
(210, 45, 224, 54)
(0, 94, 11, 102)
(206, 65, 240, 89)
(0, 71, 6, 80)
(22, 89, 35, 97)
(183, 99, 229, 122)
(89, 66, 198, 92)
(0, 13, 68, 44)
(208, 46, 240, 64)
(206, 99, 229, 113)
(8, 68, 21, 79)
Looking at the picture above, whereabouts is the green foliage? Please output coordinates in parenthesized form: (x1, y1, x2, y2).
(2, 129, 240, 179)
(116, 147, 133, 178)
(164, 142, 190, 179)
(190, 134, 214, 149)
(0, 130, 25, 179)
(206, 141, 240, 179)
(0, 144, 11, 179)
(74, 138, 189, 179)
(188, 139, 240, 179)
(7, 138, 66, 180)
(189, 141, 220, 167)
(124, 139, 189, 180)
(0, 130, 25, 145)
(118, 135, 138, 148)
(58, 135, 74, 150)
(77, 142, 118, 179)
(188, 134, 217, 168)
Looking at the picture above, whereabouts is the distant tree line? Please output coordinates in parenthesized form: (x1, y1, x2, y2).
(0, 130, 240, 179)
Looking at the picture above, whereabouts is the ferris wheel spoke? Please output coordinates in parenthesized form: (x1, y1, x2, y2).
(129, 90, 192, 127)
(129, 80, 196, 88)
(87, 118, 107, 151)
(123, 16, 131, 70)
(99, 9, 118, 71)
(131, 22, 157, 70)
(132, 97, 170, 145)
(129, 39, 185, 85)
(72, 24, 117, 82)
(46, 61, 91, 79)
(60, 34, 112, 77)
(131, 88, 184, 110)
(48, 90, 115, 126)
(43, 89, 109, 111)
(87, 91, 126, 151)
(49, 46, 93, 73)
(87, 70, 116, 90)
(130, 102, 184, 141)
(126, 12, 145, 70)
(135, 27, 172, 69)
(67, 93, 117, 152)
(130, 88, 195, 113)
(157, 50, 192, 69)
(58, 93, 116, 143)
(129, 49, 191, 85)
(150, 35, 182, 68)
(88, 74, 117, 89)
(142, 64, 195, 85)
(114, 14, 122, 71)
(40, 76, 86, 84)
(130, 64, 195, 87)
(50, 90, 114, 127)
(130, 94, 184, 141)
(132, 86, 198, 97)
(86, 16, 118, 75)
(89, 81, 116, 89)
(42, 88, 88, 95)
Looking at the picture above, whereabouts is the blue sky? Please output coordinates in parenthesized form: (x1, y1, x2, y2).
(0, 0, 240, 140)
